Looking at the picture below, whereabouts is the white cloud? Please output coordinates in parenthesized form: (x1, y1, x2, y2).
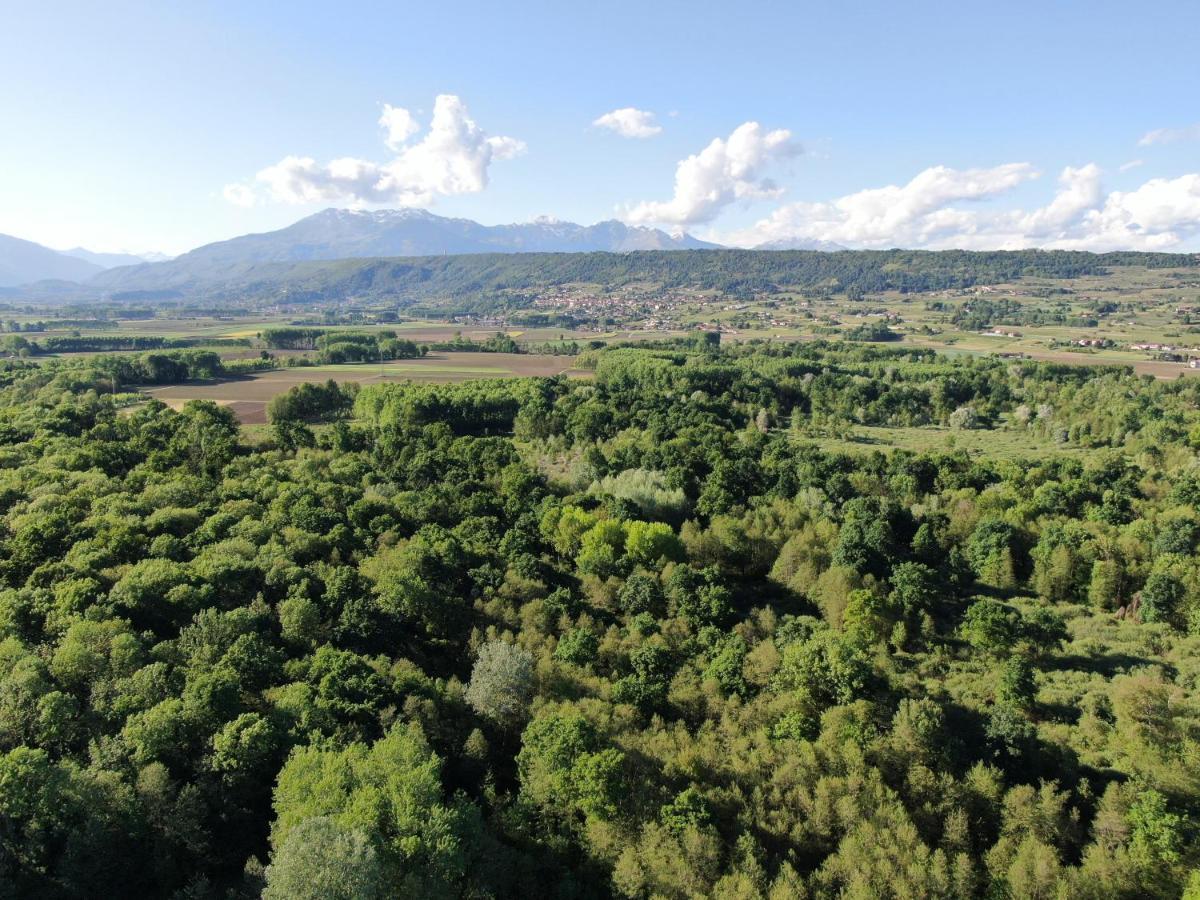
(225, 95, 524, 208)
(624, 121, 799, 228)
(593, 107, 662, 139)
(484, 135, 527, 160)
(1066, 173, 1200, 250)
(1015, 164, 1101, 234)
(722, 163, 1200, 251)
(1119, 159, 1145, 172)
(222, 183, 258, 208)
(1138, 123, 1200, 146)
(379, 103, 420, 150)
(725, 163, 1037, 248)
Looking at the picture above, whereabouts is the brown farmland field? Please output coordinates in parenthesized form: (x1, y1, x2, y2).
(142, 351, 582, 423)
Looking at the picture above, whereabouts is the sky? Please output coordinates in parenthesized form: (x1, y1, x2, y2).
(1, 0, 1199, 256)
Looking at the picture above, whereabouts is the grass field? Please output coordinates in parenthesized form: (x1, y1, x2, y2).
(34, 289, 1199, 380)
(18, 263, 1200, 436)
(685, 265, 1200, 379)
(903, 336, 1200, 379)
(143, 351, 582, 423)
(9, 314, 626, 345)
(794, 424, 1102, 460)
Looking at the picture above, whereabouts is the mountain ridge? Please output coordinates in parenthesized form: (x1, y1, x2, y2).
(755, 237, 847, 252)
(0, 234, 104, 287)
(62, 247, 162, 269)
(87, 208, 732, 293)
(7, 210, 859, 291)
(137, 207, 720, 268)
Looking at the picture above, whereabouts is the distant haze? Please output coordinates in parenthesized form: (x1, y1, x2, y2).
(0, 234, 104, 287)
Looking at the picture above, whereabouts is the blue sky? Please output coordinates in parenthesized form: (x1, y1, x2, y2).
(2, 0, 1199, 254)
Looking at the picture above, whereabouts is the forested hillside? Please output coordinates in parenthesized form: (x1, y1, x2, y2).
(85, 248, 1200, 311)
(2, 340, 1200, 897)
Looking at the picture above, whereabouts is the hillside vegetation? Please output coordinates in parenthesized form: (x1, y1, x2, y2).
(85, 248, 1200, 311)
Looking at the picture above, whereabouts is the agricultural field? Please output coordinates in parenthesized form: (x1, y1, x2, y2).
(4, 261, 1200, 437)
(684, 265, 1200, 379)
(10, 259, 1198, 356)
(142, 351, 582, 422)
(10, 317, 669, 361)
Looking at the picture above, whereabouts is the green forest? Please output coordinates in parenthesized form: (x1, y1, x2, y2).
(4, 338, 1200, 898)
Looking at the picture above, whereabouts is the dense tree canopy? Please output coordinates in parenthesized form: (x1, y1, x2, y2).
(0, 338, 1199, 897)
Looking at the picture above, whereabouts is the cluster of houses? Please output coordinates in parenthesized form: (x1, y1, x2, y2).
(980, 328, 1200, 368)
(450, 314, 507, 328)
(1128, 342, 1200, 367)
(1132, 341, 1191, 354)
(527, 286, 701, 331)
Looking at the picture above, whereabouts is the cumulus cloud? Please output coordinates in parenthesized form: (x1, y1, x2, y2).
(624, 122, 799, 228)
(722, 162, 1200, 251)
(1065, 173, 1200, 250)
(593, 107, 662, 138)
(722, 162, 1036, 248)
(225, 95, 524, 208)
(1138, 123, 1200, 146)
(482, 135, 527, 160)
(222, 183, 258, 208)
(1015, 164, 1101, 234)
(379, 103, 420, 150)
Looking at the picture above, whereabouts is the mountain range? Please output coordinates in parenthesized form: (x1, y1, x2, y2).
(243, 208, 719, 258)
(0, 234, 105, 287)
(755, 237, 846, 252)
(62, 248, 170, 268)
(97, 208, 718, 279)
(0, 236, 168, 287)
(84, 209, 728, 293)
(2, 208, 847, 293)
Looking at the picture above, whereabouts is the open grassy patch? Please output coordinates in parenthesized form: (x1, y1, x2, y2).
(797, 423, 1103, 460)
